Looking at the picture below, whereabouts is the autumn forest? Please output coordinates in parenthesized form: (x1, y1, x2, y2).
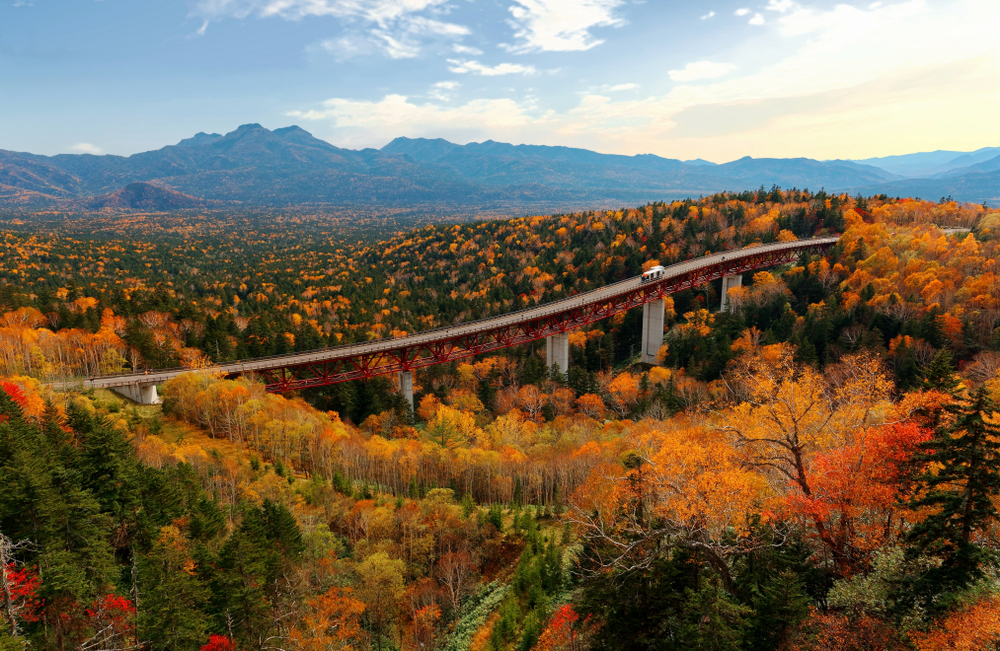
(4, 189, 1000, 651)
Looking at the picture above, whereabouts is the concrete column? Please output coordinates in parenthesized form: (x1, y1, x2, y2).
(642, 298, 665, 365)
(546, 332, 570, 376)
(721, 274, 743, 312)
(398, 371, 414, 410)
(113, 382, 160, 405)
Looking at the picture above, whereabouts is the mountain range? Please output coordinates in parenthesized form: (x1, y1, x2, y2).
(1, 123, 997, 211)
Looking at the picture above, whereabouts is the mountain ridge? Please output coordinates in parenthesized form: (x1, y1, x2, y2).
(1, 124, 997, 209)
(851, 146, 1000, 178)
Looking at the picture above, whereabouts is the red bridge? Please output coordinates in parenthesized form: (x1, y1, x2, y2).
(84, 236, 839, 404)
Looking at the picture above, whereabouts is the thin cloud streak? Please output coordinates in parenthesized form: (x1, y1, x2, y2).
(446, 59, 537, 76)
(191, 0, 469, 59)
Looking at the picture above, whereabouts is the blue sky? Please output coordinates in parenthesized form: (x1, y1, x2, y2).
(2, 0, 998, 161)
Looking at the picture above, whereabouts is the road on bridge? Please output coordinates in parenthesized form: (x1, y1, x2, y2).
(76, 236, 840, 395)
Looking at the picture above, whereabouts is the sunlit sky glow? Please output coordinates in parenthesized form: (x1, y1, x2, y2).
(2, 0, 998, 161)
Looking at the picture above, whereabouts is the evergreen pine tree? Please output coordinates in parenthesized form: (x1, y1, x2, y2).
(139, 528, 210, 651)
(542, 535, 563, 594)
(677, 581, 749, 651)
(904, 387, 1000, 608)
(744, 569, 810, 651)
(923, 348, 961, 392)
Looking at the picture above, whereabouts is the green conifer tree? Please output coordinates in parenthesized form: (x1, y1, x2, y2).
(923, 348, 961, 393)
(905, 388, 1000, 608)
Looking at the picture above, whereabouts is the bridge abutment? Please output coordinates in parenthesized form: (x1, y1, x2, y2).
(398, 371, 414, 411)
(642, 298, 665, 365)
(721, 274, 743, 312)
(546, 332, 570, 376)
(112, 382, 160, 405)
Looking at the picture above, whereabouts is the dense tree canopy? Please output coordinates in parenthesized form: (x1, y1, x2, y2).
(2, 193, 1000, 651)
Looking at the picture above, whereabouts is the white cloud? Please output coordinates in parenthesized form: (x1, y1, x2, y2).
(668, 61, 736, 82)
(370, 29, 421, 58)
(429, 80, 460, 100)
(700, 10, 715, 19)
(766, 0, 795, 12)
(452, 44, 483, 55)
(317, 35, 373, 60)
(405, 16, 470, 37)
(504, 0, 625, 52)
(447, 59, 536, 76)
(70, 143, 101, 154)
(606, 83, 638, 91)
(734, 8, 750, 16)
(749, 12, 765, 24)
(287, 94, 542, 146)
(774, 0, 923, 37)
(192, 0, 467, 58)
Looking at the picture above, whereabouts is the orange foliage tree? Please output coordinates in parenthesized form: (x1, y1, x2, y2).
(779, 609, 907, 651)
(290, 587, 365, 651)
(909, 595, 1000, 651)
(569, 419, 766, 589)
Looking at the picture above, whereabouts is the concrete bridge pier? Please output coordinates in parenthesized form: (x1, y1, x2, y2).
(721, 274, 743, 312)
(113, 382, 161, 405)
(642, 298, 665, 365)
(546, 332, 570, 376)
(398, 371, 414, 411)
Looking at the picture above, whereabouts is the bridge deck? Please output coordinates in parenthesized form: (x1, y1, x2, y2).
(81, 236, 839, 391)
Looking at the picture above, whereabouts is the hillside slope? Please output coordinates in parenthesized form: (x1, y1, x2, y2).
(84, 182, 210, 210)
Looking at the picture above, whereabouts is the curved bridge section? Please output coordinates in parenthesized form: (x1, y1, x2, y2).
(84, 236, 838, 400)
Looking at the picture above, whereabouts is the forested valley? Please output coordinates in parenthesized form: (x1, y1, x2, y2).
(3, 189, 1000, 651)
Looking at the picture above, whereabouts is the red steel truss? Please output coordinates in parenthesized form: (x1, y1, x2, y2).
(79, 238, 837, 395)
(253, 238, 835, 393)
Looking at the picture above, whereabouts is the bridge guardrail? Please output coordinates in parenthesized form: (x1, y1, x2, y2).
(81, 236, 840, 386)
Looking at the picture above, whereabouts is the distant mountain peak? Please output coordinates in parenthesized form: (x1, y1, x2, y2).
(177, 132, 223, 147)
(273, 125, 312, 137)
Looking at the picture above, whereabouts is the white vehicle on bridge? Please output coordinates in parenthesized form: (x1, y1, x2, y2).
(641, 265, 665, 283)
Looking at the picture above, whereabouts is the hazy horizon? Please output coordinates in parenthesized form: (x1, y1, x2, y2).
(6, 120, 999, 170)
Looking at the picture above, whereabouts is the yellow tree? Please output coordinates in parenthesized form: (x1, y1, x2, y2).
(355, 553, 405, 651)
(425, 405, 481, 450)
(714, 341, 894, 572)
(717, 343, 891, 492)
(569, 419, 766, 590)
